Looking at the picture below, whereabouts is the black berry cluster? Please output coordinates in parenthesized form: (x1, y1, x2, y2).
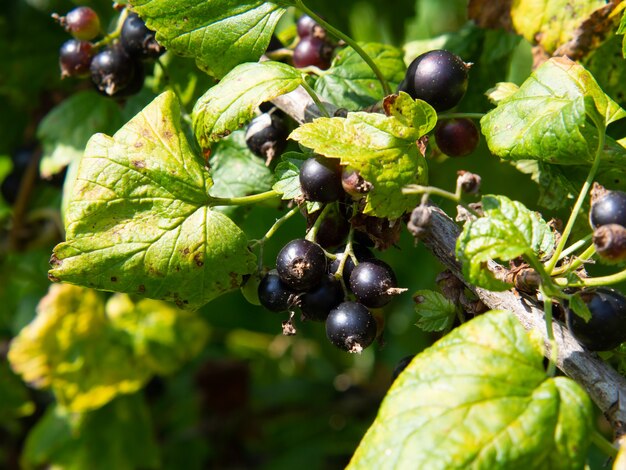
(292, 15, 335, 70)
(55, 7, 165, 98)
(590, 187, 626, 263)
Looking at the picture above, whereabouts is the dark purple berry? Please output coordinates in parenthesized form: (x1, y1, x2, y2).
(590, 190, 626, 229)
(245, 112, 288, 162)
(349, 260, 399, 308)
(300, 275, 344, 321)
(329, 244, 374, 286)
(56, 6, 101, 41)
(90, 46, 142, 97)
(258, 270, 298, 312)
(276, 239, 327, 291)
(121, 13, 164, 59)
(434, 118, 479, 157)
(401, 50, 469, 111)
(312, 205, 350, 249)
(326, 301, 377, 353)
(293, 36, 333, 70)
(297, 14, 325, 39)
(566, 287, 626, 351)
(59, 39, 93, 78)
(299, 156, 344, 203)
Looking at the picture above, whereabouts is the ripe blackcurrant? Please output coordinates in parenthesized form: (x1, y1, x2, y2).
(245, 112, 288, 162)
(566, 287, 626, 351)
(296, 14, 326, 39)
(299, 156, 344, 203)
(55, 6, 101, 41)
(90, 46, 142, 97)
(400, 49, 469, 111)
(300, 275, 344, 321)
(590, 190, 626, 229)
(59, 39, 93, 78)
(349, 260, 399, 308)
(434, 118, 479, 157)
(258, 270, 298, 312)
(276, 239, 327, 291)
(593, 224, 626, 263)
(329, 244, 374, 286)
(326, 301, 377, 353)
(293, 36, 333, 70)
(120, 13, 164, 60)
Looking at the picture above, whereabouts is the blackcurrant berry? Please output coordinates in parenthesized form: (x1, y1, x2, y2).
(59, 39, 93, 78)
(329, 244, 374, 286)
(300, 275, 344, 321)
(593, 224, 626, 263)
(391, 355, 415, 382)
(311, 205, 350, 249)
(245, 112, 288, 162)
(55, 6, 101, 41)
(258, 270, 298, 312)
(90, 46, 141, 97)
(590, 190, 626, 229)
(296, 14, 326, 39)
(276, 239, 327, 291)
(120, 12, 164, 60)
(299, 156, 344, 203)
(401, 49, 469, 111)
(566, 287, 626, 351)
(326, 301, 377, 353)
(293, 36, 333, 70)
(434, 118, 479, 157)
(349, 260, 399, 308)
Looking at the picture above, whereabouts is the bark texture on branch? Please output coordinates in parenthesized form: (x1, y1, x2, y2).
(272, 87, 626, 431)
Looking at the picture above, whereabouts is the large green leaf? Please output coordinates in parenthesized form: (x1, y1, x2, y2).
(314, 43, 406, 110)
(49, 91, 256, 309)
(192, 61, 301, 148)
(481, 57, 626, 165)
(37, 91, 124, 178)
(129, 0, 293, 78)
(349, 311, 593, 470)
(456, 195, 554, 291)
(290, 92, 436, 219)
(511, 0, 606, 54)
(22, 395, 160, 470)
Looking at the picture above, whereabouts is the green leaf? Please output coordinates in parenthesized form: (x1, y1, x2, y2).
(456, 195, 554, 291)
(511, 0, 606, 54)
(129, 0, 292, 79)
(192, 61, 302, 148)
(272, 151, 308, 200)
(37, 91, 124, 178)
(481, 57, 626, 165)
(349, 310, 593, 470)
(413, 290, 456, 332)
(106, 293, 210, 375)
(567, 293, 592, 322)
(485, 82, 519, 105)
(49, 91, 256, 309)
(152, 53, 217, 107)
(23, 395, 160, 470)
(8, 284, 149, 412)
(314, 43, 406, 110)
(290, 92, 436, 219)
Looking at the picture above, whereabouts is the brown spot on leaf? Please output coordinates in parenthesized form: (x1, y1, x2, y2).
(138, 284, 146, 293)
(194, 253, 204, 267)
(181, 247, 190, 255)
(383, 94, 398, 116)
(134, 141, 143, 148)
(111, 276, 117, 282)
(48, 273, 61, 283)
(229, 272, 240, 288)
(162, 129, 173, 140)
(131, 160, 146, 169)
(49, 253, 62, 267)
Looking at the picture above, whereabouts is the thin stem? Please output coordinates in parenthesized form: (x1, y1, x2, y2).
(250, 205, 300, 271)
(305, 204, 333, 242)
(437, 112, 485, 120)
(557, 234, 593, 261)
(295, 0, 391, 96)
(551, 243, 596, 277)
(572, 266, 626, 288)
(591, 430, 618, 458)
(402, 184, 461, 202)
(333, 227, 355, 296)
(539, 284, 558, 377)
(209, 190, 279, 206)
(93, 8, 129, 49)
(545, 120, 606, 274)
(300, 79, 330, 118)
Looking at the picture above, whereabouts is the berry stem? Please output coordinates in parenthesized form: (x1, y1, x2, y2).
(591, 430, 618, 458)
(250, 205, 300, 271)
(402, 182, 480, 217)
(539, 284, 558, 378)
(300, 79, 330, 118)
(333, 227, 356, 296)
(544, 118, 606, 274)
(209, 189, 279, 206)
(305, 203, 333, 242)
(550, 242, 595, 277)
(294, 0, 392, 96)
(436, 112, 485, 120)
(92, 7, 129, 49)
(568, 264, 626, 288)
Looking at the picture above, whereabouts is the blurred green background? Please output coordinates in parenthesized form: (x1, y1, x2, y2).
(0, 0, 619, 468)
